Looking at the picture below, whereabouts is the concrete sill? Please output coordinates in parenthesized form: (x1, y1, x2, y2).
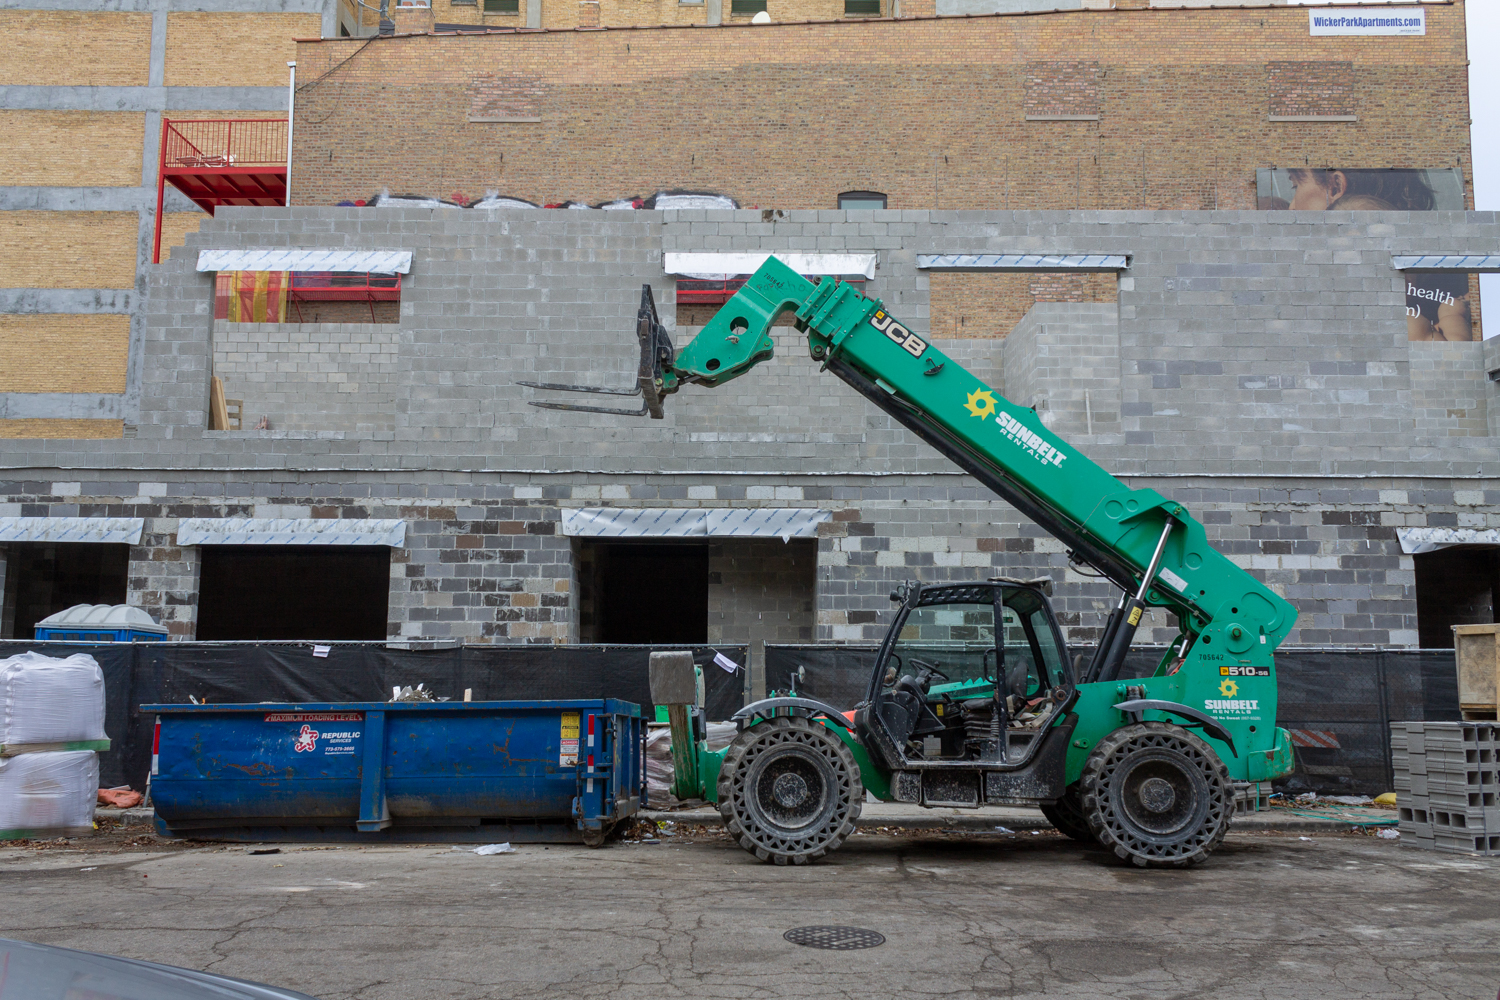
(1025, 114, 1099, 122)
(1268, 115, 1358, 122)
(469, 116, 541, 123)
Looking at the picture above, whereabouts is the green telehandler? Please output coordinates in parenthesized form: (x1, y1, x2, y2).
(528, 257, 1298, 867)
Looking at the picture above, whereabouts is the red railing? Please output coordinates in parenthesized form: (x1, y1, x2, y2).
(154, 119, 288, 264)
(161, 118, 287, 170)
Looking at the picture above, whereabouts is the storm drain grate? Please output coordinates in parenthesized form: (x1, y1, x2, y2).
(784, 926, 885, 950)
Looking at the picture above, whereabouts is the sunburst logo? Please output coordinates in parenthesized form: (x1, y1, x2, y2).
(964, 389, 997, 421)
(1219, 679, 1239, 698)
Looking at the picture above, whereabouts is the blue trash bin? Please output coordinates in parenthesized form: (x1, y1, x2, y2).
(143, 699, 644, 844)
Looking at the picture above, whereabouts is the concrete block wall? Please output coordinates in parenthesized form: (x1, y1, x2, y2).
(1408, 341, 1490, 438)
(0, 473, 1495, 650)
(212, 321, 402, 433)
(708, 538, 818, 680)
(1002, 301, 1122, 441)
(3, 207, 1500, 653)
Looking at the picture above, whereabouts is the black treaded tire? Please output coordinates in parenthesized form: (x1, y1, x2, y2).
(1040, 783, 1096, 843)
(717, 716, 863, 865)
(1080, 721, 1233, 868)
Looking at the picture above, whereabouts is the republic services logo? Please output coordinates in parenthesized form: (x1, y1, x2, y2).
(964, 388, 998, 420)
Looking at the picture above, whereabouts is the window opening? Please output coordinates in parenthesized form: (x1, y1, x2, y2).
(838, 190, 887, 210)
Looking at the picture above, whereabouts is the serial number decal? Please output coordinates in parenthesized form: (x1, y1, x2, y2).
(1220, 665, 1271, 677)
(869, 310, 928, 358)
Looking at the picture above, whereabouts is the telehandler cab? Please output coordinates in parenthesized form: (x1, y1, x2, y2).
(528, 258, 1297, 867)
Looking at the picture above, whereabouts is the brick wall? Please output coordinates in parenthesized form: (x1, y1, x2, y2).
(0, 419, 124, 438)
(292, 5, 1470, 211)
(1268, 60, 1353, 117)
(0, 212, 138, 289)
(929, 271, 1117, 341)
(165, 13, 322, 87)
(0, 113, 146, 187)
(0, 315, 130, 393)
(0, 12, 152, 86)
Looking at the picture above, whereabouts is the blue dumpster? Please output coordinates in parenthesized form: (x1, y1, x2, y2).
(143, 699, 644, 844)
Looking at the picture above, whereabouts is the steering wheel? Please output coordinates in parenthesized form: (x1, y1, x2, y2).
(907, 658, 949, 689)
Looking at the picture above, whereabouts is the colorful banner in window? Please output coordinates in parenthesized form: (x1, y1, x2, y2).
(1256, 168, 1476, 342)
(214, 271, 291, 323)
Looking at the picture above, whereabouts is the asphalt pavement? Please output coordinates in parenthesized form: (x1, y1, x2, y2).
(3, 819, 1496, 1000)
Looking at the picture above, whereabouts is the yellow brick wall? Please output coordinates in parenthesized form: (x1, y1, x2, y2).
(0, 315, 130, 393)
(930, 271, 1116, 340)
(165, 13, 320, 87)
(0, 112, 146, 188)
(0, 419, 124, 439)
(0, 12, 152, 86)
(157, 212, 209, 260)
(0, 213, 138, 289)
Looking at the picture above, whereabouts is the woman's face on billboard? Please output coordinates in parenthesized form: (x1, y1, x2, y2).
(1288, 169, 1348, 211)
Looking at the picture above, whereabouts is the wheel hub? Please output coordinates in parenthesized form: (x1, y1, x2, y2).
(1137, 776, 1176, 813)
(773, 772, 811, 808)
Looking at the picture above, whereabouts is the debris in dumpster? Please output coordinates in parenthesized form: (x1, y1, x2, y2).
(1373, 792, 1397, 807)
(390, 684, 446, 703)
(472, 843, 515, 855)
(1376, 828, 1400, 839)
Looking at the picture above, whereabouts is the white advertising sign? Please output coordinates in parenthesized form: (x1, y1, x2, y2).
(1308, 7, 1425, 36)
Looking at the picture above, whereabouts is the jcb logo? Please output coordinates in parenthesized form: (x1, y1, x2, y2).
(869, 311, 927, 359)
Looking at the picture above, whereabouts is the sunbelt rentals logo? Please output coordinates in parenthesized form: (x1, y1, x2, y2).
(963, 388, 1067, 468)
(1205, 678, 1259, 717)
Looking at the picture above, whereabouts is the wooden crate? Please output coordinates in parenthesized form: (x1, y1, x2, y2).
(1453, 624, 1499, 720)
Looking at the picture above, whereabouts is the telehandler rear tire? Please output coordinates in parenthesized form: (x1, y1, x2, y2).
(1080, 721, 1232, 868)
(717, 716, 862, 865)
(1040, 784, 1096, 843)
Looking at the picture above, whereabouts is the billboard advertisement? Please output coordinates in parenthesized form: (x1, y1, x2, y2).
(1257, 168, 1476, 342)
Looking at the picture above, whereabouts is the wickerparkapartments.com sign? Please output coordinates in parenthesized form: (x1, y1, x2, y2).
(1308, 7, 1425, 36)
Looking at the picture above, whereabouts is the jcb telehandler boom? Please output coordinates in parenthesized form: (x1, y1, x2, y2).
(533, 258, 1297, 867)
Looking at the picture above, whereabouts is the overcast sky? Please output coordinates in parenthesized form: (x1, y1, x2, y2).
(1290, 1, 1498, 334)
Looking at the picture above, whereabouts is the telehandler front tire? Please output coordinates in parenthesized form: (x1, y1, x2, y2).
(717, 716, 862, 865)
(1080, 721, 1232, 868)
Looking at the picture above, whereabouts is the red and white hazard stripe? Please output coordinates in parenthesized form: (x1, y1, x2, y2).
(1288, 729, 1341, 749)
(151, 717, 162, 775)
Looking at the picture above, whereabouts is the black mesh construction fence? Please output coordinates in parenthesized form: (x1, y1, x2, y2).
(764, 644, 1462, 796)
(0, 642, 749, 793)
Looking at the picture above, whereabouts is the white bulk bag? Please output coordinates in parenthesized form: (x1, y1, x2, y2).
(0, 652, 107, 746)
(0, 751, 98, 834)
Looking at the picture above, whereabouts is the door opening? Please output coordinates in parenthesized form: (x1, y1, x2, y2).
(0, 543, 130, 639)
(1414, 547, 1499, 648)
(196, 545, 391, 641)
(589, 542, 709, 644)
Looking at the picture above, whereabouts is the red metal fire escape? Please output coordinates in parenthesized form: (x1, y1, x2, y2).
(154, 118, 288, 264)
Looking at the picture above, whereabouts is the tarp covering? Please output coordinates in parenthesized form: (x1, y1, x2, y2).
(916, 253, 1129, 272)
(0, 517, 143, 545)
(0, 642, 748, 792)
(763, 644, 1462, 796)
(664, 253, 878, 280)
(196, 249, 414, 274)
(1396, 527, 1500, 554)
(562, 508, 830, 539)
(177, 518, 406, 547)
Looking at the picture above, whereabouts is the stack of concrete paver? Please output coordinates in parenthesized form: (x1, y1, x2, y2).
(1393, 722, 1499, 856)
